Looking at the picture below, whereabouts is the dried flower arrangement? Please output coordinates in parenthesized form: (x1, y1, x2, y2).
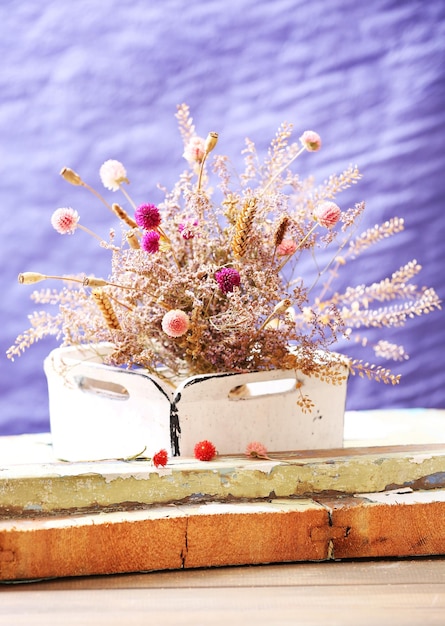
(7, 104, 441, 405)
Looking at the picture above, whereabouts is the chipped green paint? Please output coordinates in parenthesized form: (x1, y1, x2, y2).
(1, 439, 445, 517)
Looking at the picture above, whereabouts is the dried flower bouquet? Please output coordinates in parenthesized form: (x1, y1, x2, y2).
(8, 104, 441, 403)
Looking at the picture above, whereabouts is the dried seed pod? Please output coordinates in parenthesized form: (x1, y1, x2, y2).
(204, 132, 218, 154)
(260, 298, 293, 330)
(197, 132, 219, 191)
(126, 229, 140, 249)
(18, 272, 47, 284)
(274, 215, 290, 247)
(83, 277, 109, 288)
(91, 289, 121, 330)
(272, 298, 292, 315)
(60, 167, 83, 186)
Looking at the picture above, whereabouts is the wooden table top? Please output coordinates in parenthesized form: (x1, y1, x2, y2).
(2, 558, 445, 626)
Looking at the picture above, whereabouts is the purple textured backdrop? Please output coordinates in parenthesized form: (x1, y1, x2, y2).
(1, 0, 444, 434)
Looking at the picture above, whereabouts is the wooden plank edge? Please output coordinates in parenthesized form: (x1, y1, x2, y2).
(316, 488, 445, 560)
(1, 491, 444, 582)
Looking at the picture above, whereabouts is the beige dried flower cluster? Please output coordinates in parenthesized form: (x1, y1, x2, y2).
(8, 104, 441, 392)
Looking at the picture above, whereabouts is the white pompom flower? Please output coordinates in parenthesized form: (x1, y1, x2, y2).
(99, 159, 129, 191)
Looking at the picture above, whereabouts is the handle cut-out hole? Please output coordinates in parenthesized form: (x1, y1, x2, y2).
(228, 378, 296, 400)
(76, 376, 130, 400)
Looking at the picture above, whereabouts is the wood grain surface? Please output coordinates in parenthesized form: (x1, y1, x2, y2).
(1, 559, 444, 626)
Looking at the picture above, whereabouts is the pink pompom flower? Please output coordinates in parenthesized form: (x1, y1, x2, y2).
(161, 309, 190, 338)
(245, 441, 268, 459)
(215, 267, 241, 294)
(135, 203, 161, 230)
(99, 159, 129, 191)
(141, 230, 161, 253)
(313, 201, 341, 229)
(299, 130, 322, 152)
(276, 239, 298, 256)
(183, 136, 206, 164)
(178, 219, 199, 240)
(51, 207, 80, 235)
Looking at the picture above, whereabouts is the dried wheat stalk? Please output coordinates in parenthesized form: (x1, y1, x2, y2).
(232, 197, 258, 259)
(91, 289, 121, 330)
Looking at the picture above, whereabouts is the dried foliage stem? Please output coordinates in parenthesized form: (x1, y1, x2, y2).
(77, 223, 105, 243)
(118, 183, 137, 210)
(263, 146, 305, 192)
(277, 222, 319, 272)
(81, 181, 115, 214)
(197, 153, 208, 192)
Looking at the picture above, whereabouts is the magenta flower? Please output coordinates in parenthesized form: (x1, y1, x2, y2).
(313, 201, 341, 229)
(135, 203, 162, 230)
(183, 136, 206, 164)
(276, 239, 298, 256)
(99, 159, 129, 191)
(178, 219, 199, 240)
(141, 230, 161, 253)
(299, 130, 322, 152)
(51, 207, 80, 235)
(215, 267, 241, 294)
(161, 309, 190, 338)
(245, 441, 268, 458)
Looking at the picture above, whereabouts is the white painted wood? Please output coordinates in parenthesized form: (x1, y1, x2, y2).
(174, 368, 347, 456)
(44, 344, 172, 461)
(44, 343, 348, 461)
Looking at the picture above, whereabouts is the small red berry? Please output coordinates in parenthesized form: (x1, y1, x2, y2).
(152, 449, 168, 468)
(194, 440, 216, 462)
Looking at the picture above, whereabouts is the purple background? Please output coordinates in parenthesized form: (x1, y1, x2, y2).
(1, 0, 444, 435)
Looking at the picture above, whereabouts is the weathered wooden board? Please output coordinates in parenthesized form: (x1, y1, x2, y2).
(1, 436, 445, 518)
(1, 490, 444, 581)
(1, 410, 445, 581)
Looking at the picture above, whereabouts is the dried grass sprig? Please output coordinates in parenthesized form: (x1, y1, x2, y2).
(329, 260, 424, 308)
(311, 165, 362, 209)
(175, 103, 196, 146)
(263, 122, 294, 183)
(349, 360, 401, 385)
(374, 340, 409, 362)
(6, 311, 61, 361)
(240, 137, 259, 184)
(340, 288, 441, 329)
(349, 217, 405, 258)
